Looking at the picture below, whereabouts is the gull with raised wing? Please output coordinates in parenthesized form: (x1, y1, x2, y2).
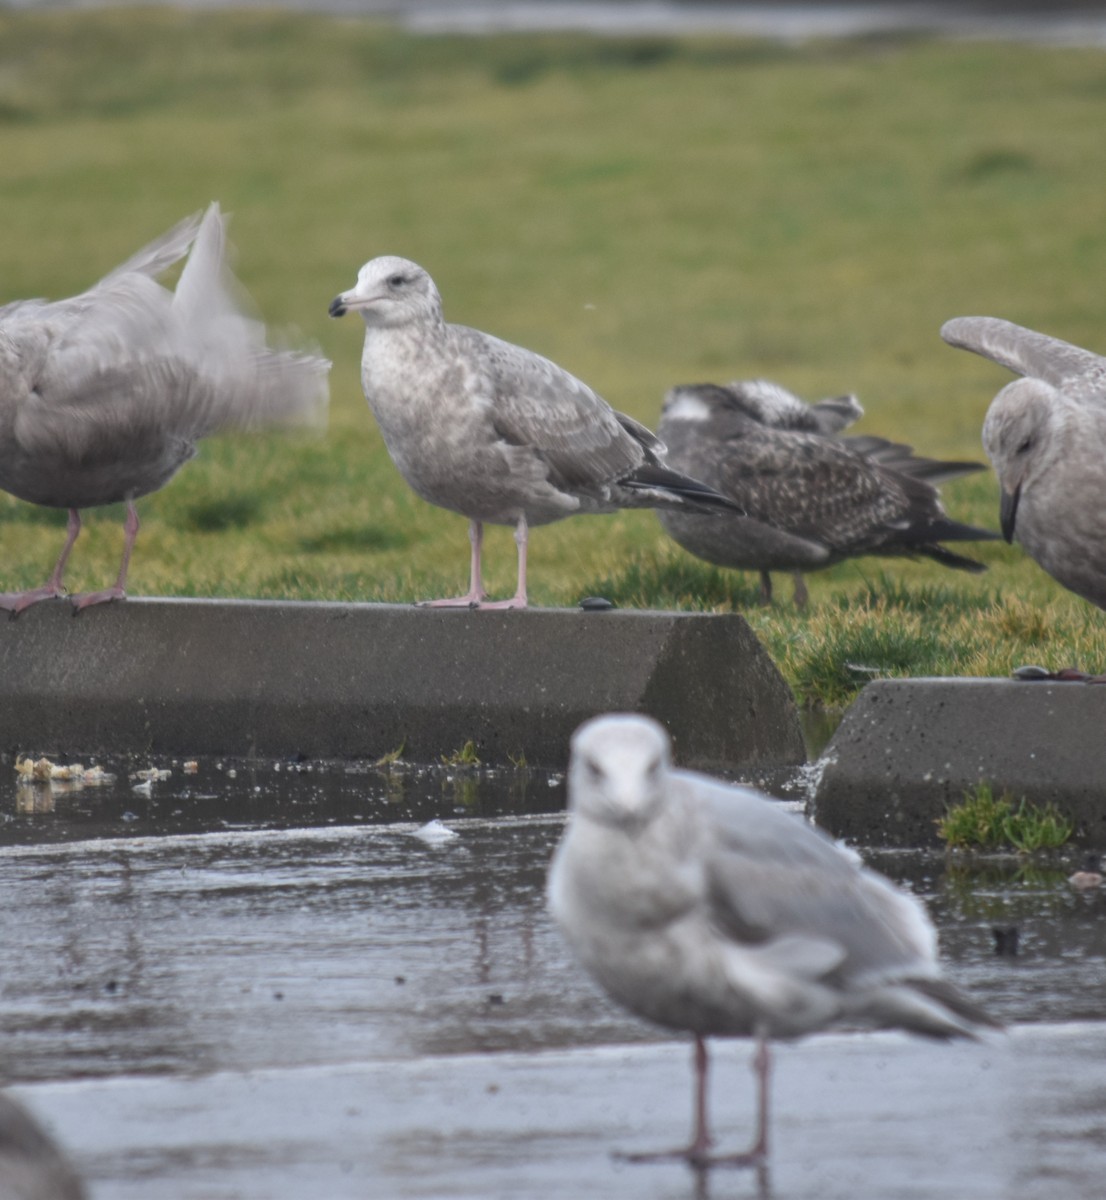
(0, 203, 329, 613)
(329, 258, 738, 609)
(548, 713, 997, 1168)
(942, 316, 1106, 610)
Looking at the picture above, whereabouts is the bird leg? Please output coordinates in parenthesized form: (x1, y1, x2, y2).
(758, 571, 774, 606)
(791, 571, 809, 610)
(0, 508, 82, 615)
(417, 515, 530, 610)
(71, 500, 139, 611)
(418, 519, 490, 608)
(617, 1033, 770, 1170)
(472, 513, 528, 611)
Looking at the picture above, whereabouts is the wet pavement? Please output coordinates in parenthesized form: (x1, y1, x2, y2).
(2, 757, 1106, 1197)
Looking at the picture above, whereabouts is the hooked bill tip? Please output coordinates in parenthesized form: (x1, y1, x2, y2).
(328, 296, 347, 318)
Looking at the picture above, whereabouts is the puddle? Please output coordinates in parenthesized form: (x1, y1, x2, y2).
(2, 751, 1105, 1199)
(0, 751, 565, 846)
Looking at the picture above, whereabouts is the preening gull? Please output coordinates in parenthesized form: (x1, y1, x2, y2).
(0, 1091, 86, 1199)
(0, 203, 329, 613)
(328, 257, 738, 609)
(547, 713, 997, 1168)
(941, 316, 1106, 610)
(655, 379, 999, 608)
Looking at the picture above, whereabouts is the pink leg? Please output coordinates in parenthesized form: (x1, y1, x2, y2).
(71, 500, 139, 611)
(749, 1034, 772, 1161)
(691, 1033, 714, 1159)
(418, 516, 529, 611)
(618, 1033, 770, 1169)
(472, 514, 528, 611)
(0, 508, 82, 615)
(418, 519, 490, 608)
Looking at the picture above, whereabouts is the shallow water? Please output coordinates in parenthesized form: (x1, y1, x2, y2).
(2, 755, 1105, 1198)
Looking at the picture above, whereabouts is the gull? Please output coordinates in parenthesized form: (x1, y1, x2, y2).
(941, 316, 1106, 610)
(0, 203, 329, 614)
(547, 713, 997, 1168)
(656, 379, 998, 607)
(328, 258, 738, 609)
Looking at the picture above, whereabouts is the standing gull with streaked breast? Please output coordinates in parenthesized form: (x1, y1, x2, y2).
(328, 258, 738, 609)
(548, 713, 998, 1169)
(656, 379, 999, 608)
(0, 203, 329, 613)
(941, 316, 1106, 610)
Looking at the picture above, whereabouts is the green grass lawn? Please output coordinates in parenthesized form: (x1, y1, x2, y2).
(2, 10, 1105, 705)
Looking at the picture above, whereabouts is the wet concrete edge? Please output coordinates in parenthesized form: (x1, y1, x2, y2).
(812, 677, 1106, 847)
(0, 597, 805, 771)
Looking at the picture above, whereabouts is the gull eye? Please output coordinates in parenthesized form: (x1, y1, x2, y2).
(584, 757, 604, 782)
(387, 273, 407, 289)
(1016, 437, 1032, 454)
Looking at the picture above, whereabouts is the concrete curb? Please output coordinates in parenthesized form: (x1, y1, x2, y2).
(0, 598, 805, 770)
(812, 678, 1106, 847)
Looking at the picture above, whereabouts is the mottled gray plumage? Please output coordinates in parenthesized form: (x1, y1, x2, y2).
(548, 714, 996, 1167)
(714, 376, 864, 435)
(942, 316, 1106, 610)
(0, 1093, 86, 1200)
(329, 257, 735, 609)
(656, 380, 998, 608)
(0, 203, 329, 613)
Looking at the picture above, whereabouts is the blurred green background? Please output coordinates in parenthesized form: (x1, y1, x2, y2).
(2, 9, 1104, 703)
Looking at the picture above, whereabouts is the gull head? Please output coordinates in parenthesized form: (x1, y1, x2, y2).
(568, 714, 673, 833)
(982, 377, 1058, 542)
(660, 383, 733, 427)
(328, 256, 442, 328)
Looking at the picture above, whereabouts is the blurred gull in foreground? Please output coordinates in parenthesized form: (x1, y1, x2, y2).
(942, 316, 1106, 610)
(656, 379, 998, 607)
(329, 257, 738, 609)
(548, 713, 997, 1168)
(0, 203, 329, 614)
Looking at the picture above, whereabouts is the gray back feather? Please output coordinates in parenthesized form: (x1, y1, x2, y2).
(458, 325, 650, 490)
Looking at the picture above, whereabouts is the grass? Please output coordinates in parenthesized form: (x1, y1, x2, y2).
(442, 740, 481, 767)
(2, 11, 1106, 705)
(937, 782, 1075, 852)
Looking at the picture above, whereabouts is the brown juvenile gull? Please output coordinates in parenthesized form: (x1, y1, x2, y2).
(547, 713, 998, 1169)
(941, 316, 1106, 610)
(0, 203, 329, 614)
(655, 379, 999, 608)
(328, 257, 738, 609)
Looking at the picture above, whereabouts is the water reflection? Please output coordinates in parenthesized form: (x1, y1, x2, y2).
(0, 751, 566, 845)
(2, 757, 1105, 1092)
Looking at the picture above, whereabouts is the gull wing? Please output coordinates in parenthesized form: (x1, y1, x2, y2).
(942, 316, 1106, 406)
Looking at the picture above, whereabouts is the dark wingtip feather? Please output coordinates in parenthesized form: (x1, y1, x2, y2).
(622, 463, 745, 515)
(918, 544, 990, 573)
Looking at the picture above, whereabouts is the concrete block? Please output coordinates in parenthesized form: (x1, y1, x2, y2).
(0, 598, 804, 770)
(812, 678, 1106, 847)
